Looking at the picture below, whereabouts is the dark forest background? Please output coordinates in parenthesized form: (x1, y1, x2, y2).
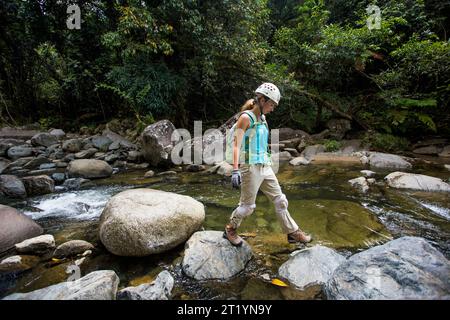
(1, 0, 449, 145)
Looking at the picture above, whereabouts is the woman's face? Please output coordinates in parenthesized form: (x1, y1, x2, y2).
(262, 98, 277, 114)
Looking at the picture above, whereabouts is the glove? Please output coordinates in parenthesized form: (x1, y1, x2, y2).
(231, 169, 242, 189)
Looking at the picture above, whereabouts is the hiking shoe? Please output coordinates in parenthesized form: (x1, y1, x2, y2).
(223, 224, 243, 247)
(287, 229, 312, 244)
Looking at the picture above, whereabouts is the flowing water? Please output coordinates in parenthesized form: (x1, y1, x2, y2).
(1, 161, 449, 299)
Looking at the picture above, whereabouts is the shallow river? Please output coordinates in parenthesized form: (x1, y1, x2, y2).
(1, 161, 449, 299)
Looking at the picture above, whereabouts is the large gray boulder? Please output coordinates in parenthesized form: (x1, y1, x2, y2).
(182, 231, 253, 280)
(30, 133, 58, 147)
(279, 246, 346, 291)
(3, 270, 119, 300)
(21, 175, 55, 196)
(99, 188, 205, 256)
(368, 152, 412, 169)
(324, 237, 450, 300)
(67, 159, 112, 179)
(384, 172, 450, 192)
(117, 270, 174, 300)
(0, 205, 43, 253)
(0, 174, 27, 198)
(141, 120, 179, 167)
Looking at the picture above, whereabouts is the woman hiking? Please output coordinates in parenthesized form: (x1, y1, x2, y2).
(224, 83, 312, 247)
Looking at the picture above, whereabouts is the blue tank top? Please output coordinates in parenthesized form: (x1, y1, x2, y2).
(242, 111, 271, 165)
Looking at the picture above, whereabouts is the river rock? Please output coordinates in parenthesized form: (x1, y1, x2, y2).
(302, 145, 326, 160)
(324, 237, 450, 300)
(141, 120, 179, 167)
(127, 151, 142, 162)
(0, 139, 24, 157)
(271, 151, 293, 162)
(62, 178, 91, 190)
(49, 129, 65, 139)
(30, 133, 58, 147)
(144, 170, 155, 178)
(0, 174, 27, 198)
(15, 234, 55, 254)
(311, 154, 362, 165)
(51, 173, 66, 184)
(340, 140, 363, 154)
(27, 168, 57, 176)
(104, 153, 119, 164)
(0, 205, 43, 253)
(348, 177, 369, 193)
(278, 128, 310, 141)
(39, 163, 56, 170)
(290, 156, 310, 166)
(62, 139, 82, 153)
(128, 163, 150, 171)
(184, 164, 206, 172)
(368, 152, 412, 169)
(53, 240, 95, 259)
(21, 175, 55, 196)
(117, 270, 174, 300)
(439, 146, 450, 158)
(0, 255, 40, 273)
(3, 270, 119, 300)
(384, 172, 450, 192)
(279, 245, 346, 291)
(103, 128, 136, 150)
(23, 156, 52, 170)
(216, 161, 233, 176)
(67, 159, 112, 179)
(0, 158, 10, 174)
(279, 138, 303, 149)
(360, 170, 376, 177)
(91, 135, 113, 151)
(7, 145, 33, 160)
(413, 145, 443, 155)
(182, 231, 253, 280)
(284, 148, 300, 157)
(74, 148, 98, 159)
(156, 170, 177, 177)
(99, 188, 205, 256)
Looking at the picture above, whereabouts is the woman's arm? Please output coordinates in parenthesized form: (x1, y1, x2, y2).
(232, 114, 251, 170)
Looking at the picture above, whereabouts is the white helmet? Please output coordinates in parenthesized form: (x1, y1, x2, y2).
(255, 82, 281, 105)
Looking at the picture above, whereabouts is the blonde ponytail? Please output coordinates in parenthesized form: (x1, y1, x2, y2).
(240, 99, 255, 112)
